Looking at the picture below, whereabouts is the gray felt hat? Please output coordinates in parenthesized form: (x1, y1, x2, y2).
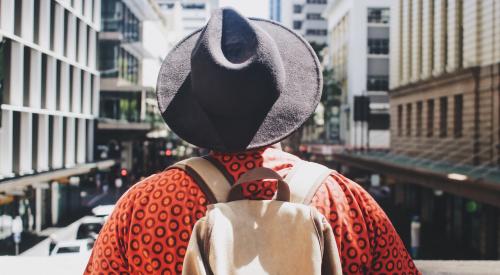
(156, 8, 322, 152)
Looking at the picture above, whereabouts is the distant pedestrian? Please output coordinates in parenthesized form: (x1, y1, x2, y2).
(411, 216, 421, 258)
(86, 8, 419, 275)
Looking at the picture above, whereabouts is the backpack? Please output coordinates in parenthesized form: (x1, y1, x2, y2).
(170, 156, 343, 275)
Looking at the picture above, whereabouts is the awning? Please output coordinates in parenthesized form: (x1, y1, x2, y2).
(0, 160, 117, 193)
(332, 152, 500, 207)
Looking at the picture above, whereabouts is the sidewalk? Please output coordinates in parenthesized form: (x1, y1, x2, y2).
(415, 260, 500, 274)
(0, 255, 88, 275)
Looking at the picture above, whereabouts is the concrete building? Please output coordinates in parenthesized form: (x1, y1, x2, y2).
(157, 0, 219, 38)
(323, 0, 391, 149)
(332, 0, 500, 260)
(0, 0, 112, 243)
(97, 0, 171, 175)
(277, 0, 329, 46)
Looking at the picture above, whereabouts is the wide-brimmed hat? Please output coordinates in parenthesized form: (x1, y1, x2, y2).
(156, 8, 322, 152)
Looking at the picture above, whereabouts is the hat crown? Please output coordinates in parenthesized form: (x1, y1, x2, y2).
(190, 8, 286, 117)
(156, 8, 322, 152)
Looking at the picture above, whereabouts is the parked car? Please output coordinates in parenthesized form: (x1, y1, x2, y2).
(50, 239, 94, 256)
(76, 216, 104, 240)
(91, 205, 115, 218)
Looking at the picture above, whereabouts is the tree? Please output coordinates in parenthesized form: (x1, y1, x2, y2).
(282, 43, 342, 153)
(321, 68, 342, 143)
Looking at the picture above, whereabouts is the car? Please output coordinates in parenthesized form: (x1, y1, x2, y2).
(91, 204, 115, 218)
(76, 216, 104, 240)
(50, 239, 94, 256)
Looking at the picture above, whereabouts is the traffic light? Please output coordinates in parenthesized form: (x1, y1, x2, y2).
(120, 168, 128, 177)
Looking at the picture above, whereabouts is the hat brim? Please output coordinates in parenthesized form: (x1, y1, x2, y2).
(156, 18, 322, 152)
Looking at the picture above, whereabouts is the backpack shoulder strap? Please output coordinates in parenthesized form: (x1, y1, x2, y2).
(169, 157, 231, 204)
(284, 160, 332, 204)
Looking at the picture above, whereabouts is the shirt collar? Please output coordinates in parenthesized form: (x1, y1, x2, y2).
(209, 146, 300, 182)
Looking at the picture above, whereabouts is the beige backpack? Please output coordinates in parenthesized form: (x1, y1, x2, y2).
(171, 157, 343, 275)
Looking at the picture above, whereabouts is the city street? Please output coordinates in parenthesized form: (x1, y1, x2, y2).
(0, 0, 499, 274)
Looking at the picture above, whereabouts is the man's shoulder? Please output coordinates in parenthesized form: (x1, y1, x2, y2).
(123, 168, 193, 199)
(112, 168, 196, 212)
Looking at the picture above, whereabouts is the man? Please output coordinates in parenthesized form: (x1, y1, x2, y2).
(86, 8, 419, 274)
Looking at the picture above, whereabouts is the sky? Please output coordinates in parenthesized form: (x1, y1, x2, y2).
(219, 0, 270, 19)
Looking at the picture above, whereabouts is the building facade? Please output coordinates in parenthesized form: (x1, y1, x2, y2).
(386, 0, 500, 259)
(97, 0, 171, 176)
(332, 0, 500, 260)
(390, 0, 500, 167)
(0, 0, 108, 247)
(270, 0, 281, 22)
(278, 0, 329, 46)
(157, 0, 219, 38)
(323, 0, 391, 149)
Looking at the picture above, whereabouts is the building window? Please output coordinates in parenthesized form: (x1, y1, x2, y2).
(32, 114, 39, 169)
(102, 0, 140, 41)
(102, 0, 123, 32)
(182, 3, 206, 9)
(406, 103, 412, 137)
(34, 0, 41, 44)
(367, 75, 389, 91)
(439, 97, 448, 138)
(306, 13, 323, 20)
(23, 47, 31, 106)
(63, 11, 69, 57)
(306, 0, 327, 4)
(159, 3, 175, 9)
(50, 3, 56, 50)
(48, 115, 53, 166)
(100, 91, 141, 122)
(91, 0, 96, 23)
(397, 105, 403, 136)
(369, 113, 390, 130)
(293, 21, 302, 30)
(100, 41, 119, 78)
(367, 38, 389, 54)
(293, 5, 302, 14)
(121, 51, 139, 83)
(14, 0, 22, 36)
(0, 40, 8, 127)
(100, 46, 140, 83)
(41, 54, 47, 109)
(56, 61, 61, 110)
(270, 0, 281, 21)
(122, 6, 140, 42)
(12, 112, 21, 173)
(367, 8, 390, 24)
(416, 101, 423, 137)
(427, 99, 434, 137)
(454, 94, 463, 138)
(305, 29, 327, 36)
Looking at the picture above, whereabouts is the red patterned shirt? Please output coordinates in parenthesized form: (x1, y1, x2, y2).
(85, 147, 420, 274)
